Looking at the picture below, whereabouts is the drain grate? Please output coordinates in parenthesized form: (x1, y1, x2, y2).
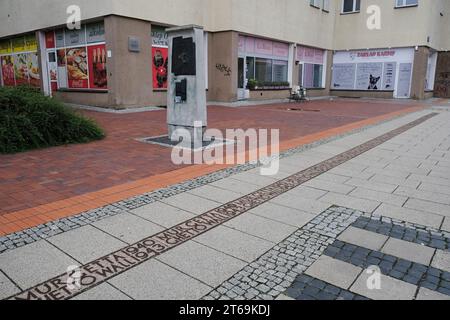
(137, 135, 234, 151)
(287, 108, 321, 112)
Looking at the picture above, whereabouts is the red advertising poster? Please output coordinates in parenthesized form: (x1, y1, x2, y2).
(13, 54, 29, 85)
(1, 56, 15, 86)
(152, 47, 168, 89)
(66, 47, 88, 89)
(27, 52, 41, 87)
(45, 31, 55, 49)
(88, 44, 107, 89)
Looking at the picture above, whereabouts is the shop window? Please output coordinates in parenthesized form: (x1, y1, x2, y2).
(273, 60, 288, 82)
(255, 58, 273, 83)
(342, 0, 360, 13)
(246, 57, 255, 80)
(303, 63, 323, 88)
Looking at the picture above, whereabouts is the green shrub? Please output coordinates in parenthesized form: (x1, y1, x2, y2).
(0, 86, 105, 154)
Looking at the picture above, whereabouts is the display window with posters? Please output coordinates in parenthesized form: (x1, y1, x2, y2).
(151, 26, 169, 90)
(0, 34, 40, 88)
(45, 21, 108, 91)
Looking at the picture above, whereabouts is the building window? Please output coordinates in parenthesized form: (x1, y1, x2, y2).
(323, 0, 330, 12)
(255, 58, 273, 83)
(303, 63, 324, 88)
(342, 0, 361, 13)
(310, 0, 321, 8)
(395, 0, 418, 8)
(273, 60, 288, 82)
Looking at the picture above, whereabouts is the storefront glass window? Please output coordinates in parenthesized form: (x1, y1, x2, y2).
(273, 60, 288, 82)
(255, 58, 272, 83)
(303, 63, 323, 88)
(246, 57, 255, 80)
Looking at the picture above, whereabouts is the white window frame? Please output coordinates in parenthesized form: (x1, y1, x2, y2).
(341, 0, 360, 13)
(310, 0, 321, 9)
(395, 0, 418, 8)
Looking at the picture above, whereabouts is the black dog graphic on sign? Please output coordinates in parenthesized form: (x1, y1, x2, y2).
(368, 74, 381, 90)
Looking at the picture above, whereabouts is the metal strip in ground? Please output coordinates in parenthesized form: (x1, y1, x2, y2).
(8, 113, 437, 300)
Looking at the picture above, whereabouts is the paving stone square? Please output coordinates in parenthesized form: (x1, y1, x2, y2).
(158, 241, 247, 287)
(338, 226, 388, 251)
(130, 201, 196, 228)
(48, 225, 127, 264)
(381, 238, 436, 266)
(350, 273, 417, 300)
(305, 256, 362, 289)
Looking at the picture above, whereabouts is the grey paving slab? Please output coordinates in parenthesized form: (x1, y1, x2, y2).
(338, 226, 388, 251)
(158, 241, 246, 287)
(225, 213, 297, 243)
(373, 204, 443, 229)
(109, 259, 211, 300)
(313, 173, 351, 184)
(71, 283, 131, 300)
(283, 186, 328, 200)
(269, 195, 332, 216)
(363, 167, 410, 179)
(350, 273, 417, 300)
(410, 174, 450, 187)
(195, 226, 274, 263)
(327, 167, 375, 180)
(306, 256, 362, 289)
(131, 201, 195, 228)
(160, 192, 221, 215)
(431, 250, 450, 273)
(48, 225, 126, 264)
(209, 177, 261, 195)
(416, 287, 450, 300)
(370, 174, 421, 189)
(187, 185, 244, 204)
(382, 238, 435, 266)
(229, 172, 277, 187)
(334, 162, 368, 173)
(0, 271, 20, 300)
(92, 212, 164, 244)
(385, 164, 431, 176)
(419, 182, 450, 196)
(442, 218, 450, 233)
(429, 169, 450, 180)
(249, 202, 316, 228)
(303, 178, 355, 195)
(318, 192, 380, 213)
(349, 187, 407, 207)
(345, 178, 398, 193)
(394, 186, 450, 206)
(276, 294, 295, 301)
(404, 198, 450, 218)
(0, 241, 77, 289)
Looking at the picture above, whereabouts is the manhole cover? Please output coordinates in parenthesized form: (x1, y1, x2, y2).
(137, 135, 234, 151)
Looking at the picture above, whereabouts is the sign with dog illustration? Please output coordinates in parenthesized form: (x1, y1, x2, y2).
(332, 48, 414, 96)
(355, 63, 382, 90)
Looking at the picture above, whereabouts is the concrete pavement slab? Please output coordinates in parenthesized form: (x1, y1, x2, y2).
(318, 192, 380, 213)
(187, 185, 243, 204)
(303, 178, 355, 195)
(431, 250, 450, 273)
(92, 212, 164, 244)
(373, 204, 443, 229)
(404, 198, 450, 218)
(270, 195, 332, 216)
(0, 241, 77, 289)
(225, 213, 297, 243)
(160, 193, 221, 215)
(416, 287, 450, 300)
(338, 226, 388, 251)
(71, 283, 131, 300)
(305, 255, 362, 289)
(209, 177, 261, 195)
(249, 202, 316, 228)
(382, 238, 435, 266)
(195, 226, 274, 263)
(48, 225, 126, 264)
(158, 241, 246, 287)
(350, 273, 417, 300)
(109, 259, 211, 300)
(349, 187, 407, 207)
(345, 178, 398, 193)
(394, 186, 450, 206)
(130, 201, 195, 228)
(0, 271, 20, 299)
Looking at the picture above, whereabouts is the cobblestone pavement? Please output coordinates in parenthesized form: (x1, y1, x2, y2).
(1, 107, 450, 300)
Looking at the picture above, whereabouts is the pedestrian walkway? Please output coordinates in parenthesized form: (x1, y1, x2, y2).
(1, 104, 450, 300)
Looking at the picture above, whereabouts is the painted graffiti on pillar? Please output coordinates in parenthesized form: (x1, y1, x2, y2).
(216, 63, 232, 76)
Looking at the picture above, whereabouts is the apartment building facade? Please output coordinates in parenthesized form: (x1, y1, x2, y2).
(0, 0, 449, 108)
